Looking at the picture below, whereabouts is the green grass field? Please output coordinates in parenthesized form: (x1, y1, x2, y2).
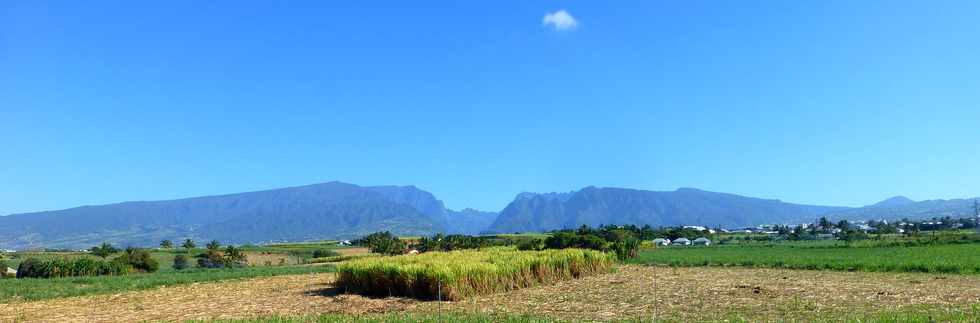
(628, 243, 980, 274)
(0, 264, 335, 303)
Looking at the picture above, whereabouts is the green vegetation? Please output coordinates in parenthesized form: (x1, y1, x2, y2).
(14, 247, 160, 279)
(312, 249, 341, 258)
(356, 231, 407, 255)
(0, 264, 335, 303)
(89, 242, 119, 259)
(336, 247, 614, 301)
(182, 238, 197, 250)
(541, 226, 641, 260)
(15, 257, 129, 278)
(173, 254, 190, 270)
(629, 243, 980, 274)
(112, 247, 160, 273)
(197, 242, 249, 269)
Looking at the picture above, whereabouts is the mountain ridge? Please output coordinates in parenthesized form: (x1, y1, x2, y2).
(486, 186, 849, 233)
(0, 182, 479, 249)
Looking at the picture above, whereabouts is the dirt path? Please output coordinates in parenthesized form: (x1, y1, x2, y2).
(2, 266, 979, 322)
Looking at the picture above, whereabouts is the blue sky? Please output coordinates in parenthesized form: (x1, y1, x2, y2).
(2, 1, 979, 214)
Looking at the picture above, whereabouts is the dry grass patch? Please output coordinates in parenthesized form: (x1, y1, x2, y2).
(245, 252, 301, 266)
(0, 273, 418, 323)
(417, 265, 980, 321)
(336, 247, 614, 300)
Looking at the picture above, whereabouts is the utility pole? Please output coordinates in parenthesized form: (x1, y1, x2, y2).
(974, 199, 979, 234)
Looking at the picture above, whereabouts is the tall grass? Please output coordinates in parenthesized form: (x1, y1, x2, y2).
(336, 247, 614, 301)
(15, 257, 129, 278)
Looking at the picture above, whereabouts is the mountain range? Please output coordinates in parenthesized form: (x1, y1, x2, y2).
(485, 187, 848, 233)
(0, 182, 468, 249)
(0, 182, 976, 249)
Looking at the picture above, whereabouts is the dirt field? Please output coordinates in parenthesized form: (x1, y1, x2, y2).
(244, 252, 302, 266)
(2, 265, 979, 322)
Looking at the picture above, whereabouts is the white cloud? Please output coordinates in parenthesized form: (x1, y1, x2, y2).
(542, 10, 577, 31)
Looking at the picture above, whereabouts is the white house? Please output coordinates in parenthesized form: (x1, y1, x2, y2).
(693, 237, 711, 246)
(652, 238, 671, 246)
(673, 238, 692, 246)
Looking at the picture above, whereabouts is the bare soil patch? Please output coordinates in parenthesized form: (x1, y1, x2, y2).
(2, 266, 979, 322)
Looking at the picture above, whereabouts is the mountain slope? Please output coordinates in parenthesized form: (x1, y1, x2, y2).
(825, 197, 979, 220)
(445, 208, 498, 235)
(867, 196, 917, 208)
(0, 182, 448, 249)
(487, 187, 848, 233)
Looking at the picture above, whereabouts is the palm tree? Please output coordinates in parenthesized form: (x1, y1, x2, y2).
(206, 240, 221, 251)
(181, 239, 196, 250)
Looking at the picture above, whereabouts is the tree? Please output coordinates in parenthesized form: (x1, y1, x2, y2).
(159, 240, 173, 249)
(817, 217, 832, 231)
(206, 240, 221, 251)
(358, 231, 406, 256)
(182, 239, 196, 250)
(90, 242, 119, 259)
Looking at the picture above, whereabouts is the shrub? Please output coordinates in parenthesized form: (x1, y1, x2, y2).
(173, 254, 190, 270)
(112, 247, 160, 273)
(336, 247, 614, 301)
(312, 249, 341, 258)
